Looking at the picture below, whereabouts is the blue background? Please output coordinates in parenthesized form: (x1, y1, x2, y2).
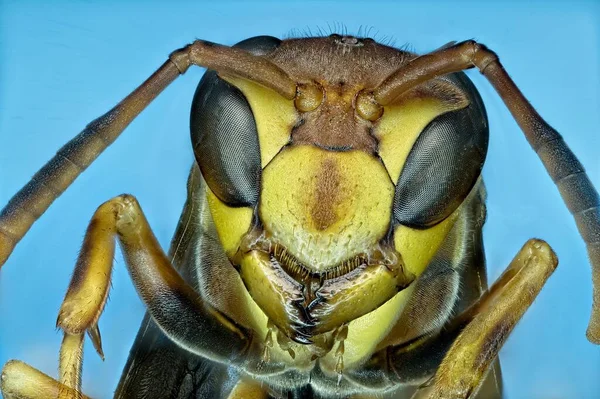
(0, 1, 599, 398)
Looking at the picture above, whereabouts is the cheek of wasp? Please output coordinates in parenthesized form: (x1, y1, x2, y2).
(295, 82, 324, 112)
(355, 90, 383, 121)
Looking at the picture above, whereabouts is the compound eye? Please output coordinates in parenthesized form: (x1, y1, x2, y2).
(393, 72, 489, 228)
(190, 36, 281, 206)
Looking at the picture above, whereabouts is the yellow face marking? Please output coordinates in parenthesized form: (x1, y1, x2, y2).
(224, 76, 298, 168)
(320, 284, 417, 371)
(259, 145, 394, 272)
(376, 98, 454, 183)
(393, 205, 460, 277)
(206, 187, 253, 258)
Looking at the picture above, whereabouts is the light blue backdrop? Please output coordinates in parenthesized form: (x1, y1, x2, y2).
(0, 1, 599, 398)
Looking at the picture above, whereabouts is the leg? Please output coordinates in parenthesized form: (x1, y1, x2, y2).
(227, 378, 269, 399)
(1, 195, 253, 398)
(1, 360, 90, 399)
(365, 40, 600, 342)
(58, 333, 84, 398)
(1, 330, 87, 399)
(410, 239, 557, 398)
(0, 40, 296, 268)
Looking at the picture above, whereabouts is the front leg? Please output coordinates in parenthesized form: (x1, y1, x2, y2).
(1, 195, 253, 398)
(1, 360, 89, 399)
(414, 239, 558, 398)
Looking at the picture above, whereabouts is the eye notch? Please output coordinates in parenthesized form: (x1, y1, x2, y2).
(355, 90, 383, 122)
(295, 82, 324, 112)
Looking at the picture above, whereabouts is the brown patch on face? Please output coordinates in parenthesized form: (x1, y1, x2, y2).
(291, 81, 378, 153)
(262, 36, 414, 153)
(311, 158, 341, 230)
(265, 36, 415, 89)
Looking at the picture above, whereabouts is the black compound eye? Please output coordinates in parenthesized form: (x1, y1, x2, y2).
(393, 72, 489, 228)
(190, 36, 281, 207)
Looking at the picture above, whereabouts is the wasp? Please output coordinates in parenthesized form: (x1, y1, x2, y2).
(0, 33, 598, 399)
